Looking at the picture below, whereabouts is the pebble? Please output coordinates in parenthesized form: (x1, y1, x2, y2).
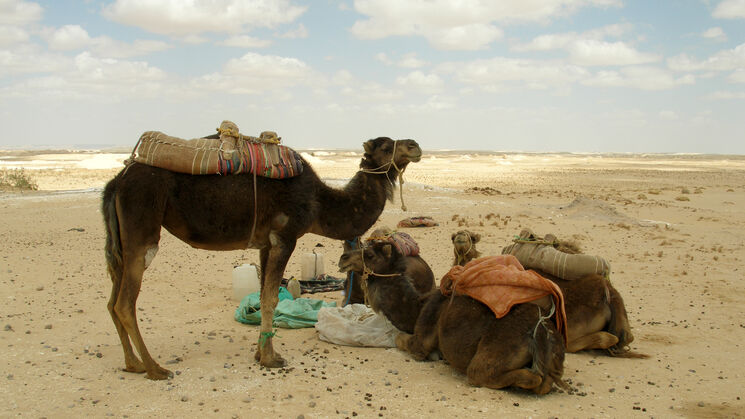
(4, 324, 13, 332)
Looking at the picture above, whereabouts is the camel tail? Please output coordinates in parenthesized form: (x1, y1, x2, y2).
(529, 317, 570, 391)
(102, 179, 123, 283)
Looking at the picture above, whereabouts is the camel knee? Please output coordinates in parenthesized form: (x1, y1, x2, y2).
(568, 332, 619, 352)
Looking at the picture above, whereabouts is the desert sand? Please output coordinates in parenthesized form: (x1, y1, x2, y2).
(1, 150, 744, 418)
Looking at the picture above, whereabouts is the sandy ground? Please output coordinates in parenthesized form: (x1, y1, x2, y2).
(1, 151, 744, 418)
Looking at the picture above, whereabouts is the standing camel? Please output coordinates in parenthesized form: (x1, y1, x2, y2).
(102, 137, 422, 379)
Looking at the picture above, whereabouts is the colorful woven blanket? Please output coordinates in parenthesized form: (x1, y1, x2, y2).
(440, 255, 568, 344)
(397, 216, 438, 228)
(367, 230, 420, 257)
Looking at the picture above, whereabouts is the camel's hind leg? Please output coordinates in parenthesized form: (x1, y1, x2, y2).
(396, 295, 444, 361)
(114, 244, 172, 380)
(107, 272, 145, 373)
(254, 235, 295, 368)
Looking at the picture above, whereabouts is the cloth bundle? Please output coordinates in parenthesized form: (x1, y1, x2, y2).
(367, 230, 420, 257)
(501, 229, 610, 280)
(234, 287, 336, 329)
(397, 216, 438, 228)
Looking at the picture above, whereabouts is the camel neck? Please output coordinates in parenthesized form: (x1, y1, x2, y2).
(310, 169, 394, 240)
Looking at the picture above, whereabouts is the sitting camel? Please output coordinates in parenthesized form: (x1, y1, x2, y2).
(451, 230, 643, 357)
(338, 240, 567, 394)
(342, 227, 435, 305)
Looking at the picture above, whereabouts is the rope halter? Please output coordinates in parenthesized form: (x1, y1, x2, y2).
(356, 244, 400, 306)
(453, 232, 475, 266)
(359, 140, 409, 211)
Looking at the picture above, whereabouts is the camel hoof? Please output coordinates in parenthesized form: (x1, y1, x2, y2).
(123, 360, 147, 373)
(260, 355, 287, 369)
(145, 366, 173, 380)
(395, 333, 410, 350)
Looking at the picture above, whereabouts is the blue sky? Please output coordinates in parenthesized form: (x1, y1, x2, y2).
(1, 0, 744, 153)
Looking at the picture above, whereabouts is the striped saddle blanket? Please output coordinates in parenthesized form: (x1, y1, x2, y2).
(131, 130, 304, 179)
(367, 231, 420, 257)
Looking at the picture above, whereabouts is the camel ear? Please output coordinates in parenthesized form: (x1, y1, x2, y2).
(451, 233, 457, 242)
(472, 232, 481, 243)
(363, 140, 375, 154)
(382, 244, 392, 258)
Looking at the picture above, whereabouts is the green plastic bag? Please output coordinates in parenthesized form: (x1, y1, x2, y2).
(234, 287, 337, 329)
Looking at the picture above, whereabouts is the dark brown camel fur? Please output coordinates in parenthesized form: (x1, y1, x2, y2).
(341, 230, 435, 306)
(451, 230, 645, 357)
(338, 241, 567, 394)
(102, 137, 422, 380)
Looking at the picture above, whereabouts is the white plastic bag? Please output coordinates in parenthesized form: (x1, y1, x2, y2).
(315, 304, 399, 347)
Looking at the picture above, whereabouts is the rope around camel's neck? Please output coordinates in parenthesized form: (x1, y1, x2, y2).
(454, 235, 477, 266)
(358, 247, 400, 306)
(358, 141, 408, 211)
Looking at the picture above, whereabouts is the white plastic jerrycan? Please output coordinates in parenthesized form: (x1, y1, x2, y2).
(301, 251, 325, 280)
(232, 263, 260, 301)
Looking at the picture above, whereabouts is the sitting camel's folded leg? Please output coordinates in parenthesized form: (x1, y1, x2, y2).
(115, 245, 173, 380)
(396, 294, 444, 361)
(466, 345, 543, 391)
(567, 332, 619, 353)
(254, 238, 295, 368)
(605, 281, 635, 354)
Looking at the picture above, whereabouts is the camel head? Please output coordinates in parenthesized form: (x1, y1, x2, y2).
(361, 137, 422, 172)
(451, 230, 482, 266)
(338, 240, 404, 276)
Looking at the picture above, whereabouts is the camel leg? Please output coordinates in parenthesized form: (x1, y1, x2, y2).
(466, 339, 542, 392)
(606, 284, 635, 352)
(396, 296, 443, 360)
(254, 238, 295, 368)
(114, 246, 172, 380)
(567, 332, 619, 353)
(107, 274, 145, 373)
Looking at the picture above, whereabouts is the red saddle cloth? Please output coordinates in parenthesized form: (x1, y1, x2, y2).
(440, 255, 567, 344)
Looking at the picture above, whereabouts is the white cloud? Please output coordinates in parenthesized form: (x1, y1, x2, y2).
(513, 23, 633, 51)
(702, 26, 727, 42)
(0, 24, 29, 47)
(442, 57, 588, 90)
(42, 24, 171, 58)
(0, 44, 68, 76)
(712, 0, 745, 19)
(350, 0, 620, 50)
(395, 71, 444, 93)
(668, 42, 745, 72)
(568, 40, 660, 66)
(707, 90, 745, 99)
(0, 0, 43, 26)
(279, 23, 308, 39)
(1, 51, 169, 100)
(729, 68, 745, 83)
(192, 52, 312, 95)
(219, 35, 272, 48)
(659, 110, 679, 120)
(46, 25, 91, 50)
(583, 66, 695, 90)
(103, 0, 307, 37)
(376, 52, 427, 68)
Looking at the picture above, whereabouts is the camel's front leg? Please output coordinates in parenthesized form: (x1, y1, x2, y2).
(254, 238, 295, 368)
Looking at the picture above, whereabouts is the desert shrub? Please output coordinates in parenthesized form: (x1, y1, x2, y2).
(0, 169, 38, 191)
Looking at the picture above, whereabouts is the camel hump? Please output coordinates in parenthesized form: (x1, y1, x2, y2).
(129, 122, 304, 178)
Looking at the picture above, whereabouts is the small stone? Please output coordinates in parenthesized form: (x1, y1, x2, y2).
(697, 402, 705, 407)
(181, 396, 189, 402)
(36, 286, 44, 291)
(4, 324, 13, 332)
(45, 324, 53, 330)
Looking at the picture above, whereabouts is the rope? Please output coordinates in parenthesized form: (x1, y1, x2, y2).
(259, 329, 279, 348)
(357, 245, 400, 306)
(531, 298, 556, 339)
(359, 140, 408, 211)
(453, 232, 474, 266)
(513, 236, 558, 247)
